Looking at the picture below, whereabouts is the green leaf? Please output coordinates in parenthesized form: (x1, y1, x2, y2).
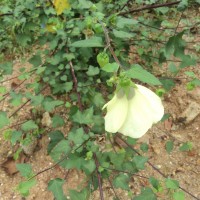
(173, 191, 185, 200)
(70, 37, 103, 47)
(184, 71, 196, 78)
(16, 164, 34, 178)
(52, 115, 65, 128)
(0, 62, 13, 75)
(30, 94, 44, 106)
(11, 131, 22, 145)
(161, 113, 170, 122)
(81, 159, 96, 175)
(72, 107, 94, 125)
(113, 174, 130, 190)
(160, 79, 175, 91)
(0, 111, 10, 129)
(166, 141, 174, 153)
(109, 152, 126, 169)
(101, 62, 119, 73)
(68, 128, 85, 145)
(17, 179, 37, 197)
(140, 143, 149, 152)
(165, 178, 179, 189)
(133, 156, 148, 170)
(0, 86, 6, 94)
(29, 55, 42, 67)
(16, 34, 31, 47)
(48, 131, 65, 153)
(179, 142, 193, 151)
(92, 92, 105, 108)
(97, 52, 109, 68)
(49, 139, 71, 162)
(113, 29, 134, 39)
(52, 82, 73, 94)
(179, 55, 196, 68)
(36, 66, 46, 74)
(126, 64, 162, 85)
(69, 188, 89, 200)
(78, 0, 93, 9)
(9, 92, 23, 106)
(116, 17, 138, 28)
(133, 187, 157, 200)
(149, 177, 162, 192)
(42, 97, 64, 112)
(21, 120, 38, 131)
(86, 65, 100, 76)
(48, 178, 66, 200)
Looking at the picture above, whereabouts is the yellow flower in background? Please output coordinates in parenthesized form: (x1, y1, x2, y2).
(103, 84, 164, 138)
(53, 0, 70, 15)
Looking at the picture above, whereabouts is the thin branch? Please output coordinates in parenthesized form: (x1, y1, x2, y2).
(1, 120, 28, 132)
(69, 60, 83, 111)
(8, 85, 48, 118)
(0, 76, 31, 104)
(107, 176, 121, 200)
(93, 153, 104, 200)
(120, 1, 181, 15)
(174, 12, 184, 34)
(103, 167, 149, 180)
(108, 134, 117, 153)
(0, 13, 13, 17)
(29, 138, 91, 180)
(99, 21, 124, 69)
(119, 0, 132, 12)
(116, 134, 200, 200)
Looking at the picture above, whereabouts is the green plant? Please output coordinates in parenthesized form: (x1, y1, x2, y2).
(0, 0, 200, 199)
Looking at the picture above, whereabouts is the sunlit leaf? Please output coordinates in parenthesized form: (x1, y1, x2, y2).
(70, 37, 103, 47)
(126, 64, 162, 85)
(17, 179, 37, 197)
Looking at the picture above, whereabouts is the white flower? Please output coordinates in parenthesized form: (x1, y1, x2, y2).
(103, 84, 164, 138)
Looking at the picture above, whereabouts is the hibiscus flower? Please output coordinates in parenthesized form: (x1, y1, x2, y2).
(103, 84, 164, 138)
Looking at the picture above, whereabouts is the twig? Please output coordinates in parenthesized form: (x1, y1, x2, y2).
(29, 138, 90, 180)
(93, 153, 104, 200)
(174, 12, 184, 34)
(8, 85, 48, 118)
(103, 167, 149, 179)
(69, 60, 83, 111)
(0, 68, 37, 84)
(119, 0, 132, 12)
(107, 176, 121, 200)
(108, 134, 117, 153)
(0, 13, 13, 17)
(99, 21, 124, 69)
(1, 120, 28, 132)
(116, 134, 200, 200)
(0, 73, 34, 103)
(120, 1, 181, 15)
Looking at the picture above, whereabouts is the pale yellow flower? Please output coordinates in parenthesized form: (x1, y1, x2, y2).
(103, 84, 164, 138)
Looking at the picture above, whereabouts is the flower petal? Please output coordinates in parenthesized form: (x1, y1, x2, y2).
(104, 94, 128, 133)
(118, 85, 164, 138)
(136, 84, 164, 122)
